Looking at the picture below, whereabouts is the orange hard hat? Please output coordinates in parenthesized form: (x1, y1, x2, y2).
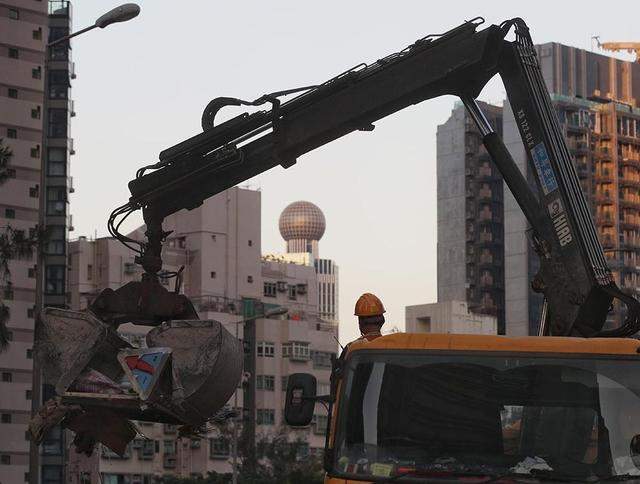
(354, 293, 386, 317)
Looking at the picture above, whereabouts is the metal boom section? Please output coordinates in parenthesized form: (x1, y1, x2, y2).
(118, 17, 640, 337)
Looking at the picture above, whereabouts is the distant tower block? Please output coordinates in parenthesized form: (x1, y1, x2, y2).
(279, 201, 326, 259)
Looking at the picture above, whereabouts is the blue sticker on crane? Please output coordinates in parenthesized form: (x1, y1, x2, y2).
(531, 142, 558, 195)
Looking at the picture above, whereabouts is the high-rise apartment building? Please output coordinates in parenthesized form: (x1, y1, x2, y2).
(66, 188, 337, 483)
(504, 44, 640, 335)
(0, 2, 48, 483)
(436, 101, 505, 334)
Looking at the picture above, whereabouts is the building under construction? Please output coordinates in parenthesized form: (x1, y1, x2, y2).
(504, 43, 640, 335)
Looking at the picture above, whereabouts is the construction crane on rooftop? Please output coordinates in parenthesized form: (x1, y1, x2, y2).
(593, 36, 640, 62)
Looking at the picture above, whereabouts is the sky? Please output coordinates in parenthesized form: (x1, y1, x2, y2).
(69, 0, 640, 344)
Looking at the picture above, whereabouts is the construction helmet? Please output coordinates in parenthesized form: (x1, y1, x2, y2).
(354, 293, 386, 317)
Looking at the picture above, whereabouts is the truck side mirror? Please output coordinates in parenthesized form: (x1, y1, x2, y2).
(284, 373, 316, 426)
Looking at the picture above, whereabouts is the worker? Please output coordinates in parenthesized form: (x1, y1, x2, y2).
(354, 292, 386, 341)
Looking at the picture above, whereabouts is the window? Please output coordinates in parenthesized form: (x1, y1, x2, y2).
(283, 342, 310, 361)
(317, 382, 330, 395)
(47, 187, 66, 215)
(47, 108, 67, 137)
(41, 465, 62, 484)
(32, 66, 41, 79)
(8, 47, 18, 59)
(33, 28, 42, 40)
(1, 455, 10, 465)
(8, 8, 19, 19)
(247, 275, 253, 283)
(263, 281, 277, 298)
(27, 307, 34, 318)
(209, 437, 229, 458)
(211, 234, 216, 242)
(256, 375, 275, 391)
(6, 168, 16, 178)
(29, 185, 39, 198)
(1, 413, 11, 424)
(311, 350, 334, 369)
(281, 375, 288, 391)
(8, 88, 18, 99)
(313, 414, 328, 435)
(44, 226, 65, 255)
(48, 70, 69, 100)
(248, 240, 253, 247)
(5, 208, 15, 219)
(163, 440, 176, 455)
(256, 341, 274, 358)
(47, 147, 66, 176)
(7, 128, 17, 138)
(45, 265, 65, 295)
(26, 348, 33, 359)
(26, 390, 32, 400)
(288, 285, 297, 300)
(87, 264, 93, 280)
(257, 409, 275, 425)
(1, 372, 11, 382)
(28, 267, 36, 278)
(210, 271, 216, 279)
(30, 145, 40, 158)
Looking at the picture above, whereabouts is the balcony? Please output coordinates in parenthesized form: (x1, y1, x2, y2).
(620, 178, 640, 189)
(594, 171, 613, 183)
(622, 158, 640, 168)
(190, 295, 242, 315)
(596, 213, 614, 227)
(595, 193, 614, 205)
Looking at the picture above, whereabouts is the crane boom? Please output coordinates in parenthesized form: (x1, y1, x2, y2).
(118, 17, 640, 338)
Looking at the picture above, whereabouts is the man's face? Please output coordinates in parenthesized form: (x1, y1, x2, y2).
(359, 322, 382, 335)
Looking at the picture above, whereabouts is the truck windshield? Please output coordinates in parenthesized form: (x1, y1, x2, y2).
(333, 352, 640, 481)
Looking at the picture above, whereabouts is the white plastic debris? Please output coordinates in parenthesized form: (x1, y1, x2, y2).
(510, 456, 553, 474)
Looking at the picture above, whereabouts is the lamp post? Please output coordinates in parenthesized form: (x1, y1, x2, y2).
(47, 3, 140, 48)
(30, 4, 140, 484)
(230, 305, 287, 484)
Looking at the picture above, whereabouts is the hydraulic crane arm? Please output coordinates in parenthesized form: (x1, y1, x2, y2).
(119, 17, 640, 337)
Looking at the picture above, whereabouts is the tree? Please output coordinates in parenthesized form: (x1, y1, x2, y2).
(154, 427, 324, 484)
(238, 429, 324, 484)
(0, 139, 40, 350)
(0, 226, 38, 350)
(0, 138, 12, 186)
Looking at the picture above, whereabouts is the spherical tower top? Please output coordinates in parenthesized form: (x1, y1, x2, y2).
(279, 201, 326, 242)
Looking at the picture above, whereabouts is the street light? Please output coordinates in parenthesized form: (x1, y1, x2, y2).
(47, 3, 140, 47)
(31, 4, 140, 484)
(230, 305, 288, 484)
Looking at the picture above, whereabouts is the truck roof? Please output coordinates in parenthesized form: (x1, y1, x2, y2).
(346, 332, 640, 357)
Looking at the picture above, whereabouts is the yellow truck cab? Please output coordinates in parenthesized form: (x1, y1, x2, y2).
(285, 333, 640, 483)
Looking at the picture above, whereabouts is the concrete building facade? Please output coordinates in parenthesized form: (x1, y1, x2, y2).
(405, 300, 497, 335)
(504, 44, 640, 335)
(0, 2, 48, 483)
(66, 188, 337, 483)
(437, 101, 505, 333)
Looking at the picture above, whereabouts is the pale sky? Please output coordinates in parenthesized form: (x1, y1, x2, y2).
(70, 0, 639, 343)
